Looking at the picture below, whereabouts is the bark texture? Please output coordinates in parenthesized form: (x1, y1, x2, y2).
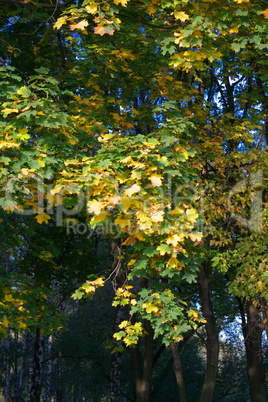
(198, 264, 219, 402)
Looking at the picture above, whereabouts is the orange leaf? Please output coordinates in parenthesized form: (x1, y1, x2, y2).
(70, 20, 89, 31)
(94, 25, 115, 36)
(261, 9, 268, 19)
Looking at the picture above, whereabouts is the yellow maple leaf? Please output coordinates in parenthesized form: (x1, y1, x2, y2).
(91, 211, 110, 223)
(149, 175, 162, 187)
(2, 108, 19, 115)
(53, 16, 67, 30)
(114, 0, 129, 6)
(188, 232, 203, 242)
(122, 198, 131, 211)
(2, 317, 9, 328)
(114, 217, 131, 228)
(166, 234, 184, 247)
(142, 302, 159, 313)
(167, 256, 179, 268)
(35, 213, 51, 224)
(87, 200, 102, 215)
(85, 3, 98, 14)
(174, 11, 189, 21)
(261, 9, 268, 18)
(122, 236, 137, 246)
(70, 20, 89, 31)
(4, 293, 14, 302)
(124, 184, 141, 197)
(151, 210, 164, 223)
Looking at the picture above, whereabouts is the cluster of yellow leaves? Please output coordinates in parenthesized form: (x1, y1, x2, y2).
(113, 321, 143, 346)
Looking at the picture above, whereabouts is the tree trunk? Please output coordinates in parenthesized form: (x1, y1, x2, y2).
(198, 264, 219, 402)
(4, 327, 11, 402)
(109, 239, 126, 402)
(18, 331, 30, 398)
(43, 334, 53, 402)
(110, 305, 124, 402)
(131, 320, 154, 402)
(170, 342, 187, 402)
(29, 327, 44, 402)
(241, 301, 265, 402)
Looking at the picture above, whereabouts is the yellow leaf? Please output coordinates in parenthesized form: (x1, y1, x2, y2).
(2, 316, 9, 328)
(35, 213, 51, 224)
(70, 20, 89, 31)
(119, 320, 128, 329)
(114, 217, 131, 229)
(166, 234, 184, 247)
(188, 232, 203, 242)
(4, 293, 14, 302)
(135, 232, 146, 241)
(91, 211, 110, 223)
(122, 236, 137, 246)
(54, 16, 67, 30)
(174, 11, 189, 21)
(149, 175, 162, 187)
(85, 3, 98, 14)
(151, 210, 164, 223)
(261, 9, 268, 18)
(123, 184, 141, 197)
(122, 198, 131, 211)
(21, 168, 30, 175)
(114, 0, 129, 6)
(167, 256, 179, 268)
(147, 4, 157, 14)
(87, 200, 102, 215)
(2, 108, 19, 115)
(109, 196, 121, 205)
(142, 302, 159, 313)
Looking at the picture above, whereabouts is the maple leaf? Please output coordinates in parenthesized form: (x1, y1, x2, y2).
(122, 236, 137, 246)
(149, 175, 162, 187)
(260, 9, 268, 19)
(151, 211, 164, 223)
(87, 200, 102, 215)
(85, 3, 98, 14)
(114, 0, 129, 6)
(94, 25, 115, 36)
(167, 256, 179, 268)
(188, 232, 203, 242)
(35, 213, 51, 224)
(124, 184, 141, 197)
(174, 11, 189, 22)
(54, 16, 67, 30)
(70, 20, 89, 31)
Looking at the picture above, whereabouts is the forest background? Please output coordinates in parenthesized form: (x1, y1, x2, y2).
(0, 0, 267, 401)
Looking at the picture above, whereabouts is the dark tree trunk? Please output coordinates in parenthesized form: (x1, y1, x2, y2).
(170, 342, 187, 402)
(110, 305, 124, 402)
(241, 301, 265, 402)
(198, 264, 219, 402)
(109, 239, 126, 402)
(4, 327, 11, 402)
(18, 331, 30, 398)
(43, 334, 53, 402)
(29, 327, 44, 402)
(131, 320, 154, 402)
